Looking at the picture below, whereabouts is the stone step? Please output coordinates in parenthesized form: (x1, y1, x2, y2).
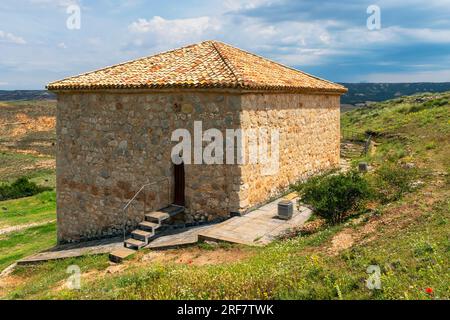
(342, 148, 363, 152)
(341, 151, 363, 156)
(161, 205, 185, 216)
(145, 211, 170, 223)
(124, 238, 147, 250)
(342, 153, 363, 156)
(119, 205, 185, 255)
(132, 229, 154, 241)
(139, 221, 160, 232)
(109, 247, 136, 263)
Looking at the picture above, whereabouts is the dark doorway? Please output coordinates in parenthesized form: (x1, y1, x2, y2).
(173, 162, 185, 206)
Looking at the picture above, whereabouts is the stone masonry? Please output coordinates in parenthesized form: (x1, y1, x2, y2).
(56, 89, 340, 243)
(238, 93, 340, 211)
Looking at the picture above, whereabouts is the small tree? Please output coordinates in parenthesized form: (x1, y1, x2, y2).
(294, 171, 371, 224)
(0, 177, 49, 201)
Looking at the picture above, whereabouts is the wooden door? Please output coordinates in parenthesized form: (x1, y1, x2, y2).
(173, 162, 185, 206)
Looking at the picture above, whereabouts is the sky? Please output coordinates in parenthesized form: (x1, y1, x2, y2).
(0, 0, 450, 89)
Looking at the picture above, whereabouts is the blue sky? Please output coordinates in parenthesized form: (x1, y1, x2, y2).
(1, 0, 450, 89)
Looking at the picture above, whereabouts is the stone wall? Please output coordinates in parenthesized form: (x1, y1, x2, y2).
(56, 91, 242, 243)
(56, 90, 340, 243)
(237, 93, 341, 212)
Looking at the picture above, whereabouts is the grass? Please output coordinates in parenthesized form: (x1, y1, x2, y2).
(0, 94, 449, 300)
(342, 92, 450, 172)
(4, 255, 109, 300)
(3, 196, 448, 300)
(0, 100, 57, 275)
(0, 222, 56, 272)
(0, 191, 56, 228)
(0, 191, 56, 272)
(0, 151, 55, 186)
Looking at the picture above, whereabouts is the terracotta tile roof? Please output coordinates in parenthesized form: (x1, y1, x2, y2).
(47, 40, 347, 94)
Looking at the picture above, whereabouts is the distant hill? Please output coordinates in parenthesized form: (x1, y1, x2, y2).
(340, 82, 450, 105)
(2, 83, 450, 105)
(0, 90, 55, 101)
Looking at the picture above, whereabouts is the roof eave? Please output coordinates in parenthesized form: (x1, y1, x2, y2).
(47, 84, 348, 95)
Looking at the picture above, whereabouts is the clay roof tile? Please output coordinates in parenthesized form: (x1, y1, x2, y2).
(47, 40, 347, 94)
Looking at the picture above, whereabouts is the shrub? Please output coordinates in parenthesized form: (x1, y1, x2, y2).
(372, 163, 417, 203)
(425, 142, 437, 150)
(294, 171, 372, 224)
(0, 177, 50, 201)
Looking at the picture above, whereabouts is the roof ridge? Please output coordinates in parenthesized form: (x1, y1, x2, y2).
(211, 40, 345, 89)
(208, 41, 243, 87)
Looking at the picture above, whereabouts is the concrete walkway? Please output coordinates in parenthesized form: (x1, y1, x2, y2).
(148, 193, 312, 248)
(15, 193, 311, 264)
(198, 196, 312, 246)
(17, 237, 123, 265)
(146, 225, 211, 250)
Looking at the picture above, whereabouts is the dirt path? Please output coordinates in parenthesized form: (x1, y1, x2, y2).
(0, 220, 55, 236)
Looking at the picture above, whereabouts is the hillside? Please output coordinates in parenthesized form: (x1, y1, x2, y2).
(0, 91, 55, 102)
(340, 82, 450, 105)
(0, 100, 56, 185)
(0, 93, 449, 300)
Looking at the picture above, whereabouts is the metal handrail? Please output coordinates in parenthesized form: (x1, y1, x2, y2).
(122, 177, 171, 242)
(362, 134, 373, 156)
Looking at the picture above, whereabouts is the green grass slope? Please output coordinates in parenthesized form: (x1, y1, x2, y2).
(0, 192, 56, 271)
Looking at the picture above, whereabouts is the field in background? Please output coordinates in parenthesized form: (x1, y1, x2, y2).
(0, 100, 56, 187)
(0, 100, 57, 272)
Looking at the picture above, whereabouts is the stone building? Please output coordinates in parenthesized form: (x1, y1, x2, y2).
(48, 40, 347, 243)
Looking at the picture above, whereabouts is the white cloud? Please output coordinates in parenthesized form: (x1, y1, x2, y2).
(223, 0, 276, 11)
(57, 42, 68, 49)
(273, 48, 347, 66)
(0, 81, 9, 86)
(378, 0, 450, 11)
(319, 25, 450, 54)
(218, 18, 345, 65)
(87, 37, 102, 46)
(29, 0, 79, 7)
(0, 30, 26, 44)
(126, 14, 346, 66)
(396, 27, 450, 43)
(128, 16, 221, 48)
(364, 69, 450, 83)
(120, 2, 450, 73)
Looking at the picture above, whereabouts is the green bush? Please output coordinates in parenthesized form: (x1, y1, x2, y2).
(407, 99, 449, 113)
(0, 177, 50, 201)
(372, 163, 417, 203)
(294, 171, 372, 224)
